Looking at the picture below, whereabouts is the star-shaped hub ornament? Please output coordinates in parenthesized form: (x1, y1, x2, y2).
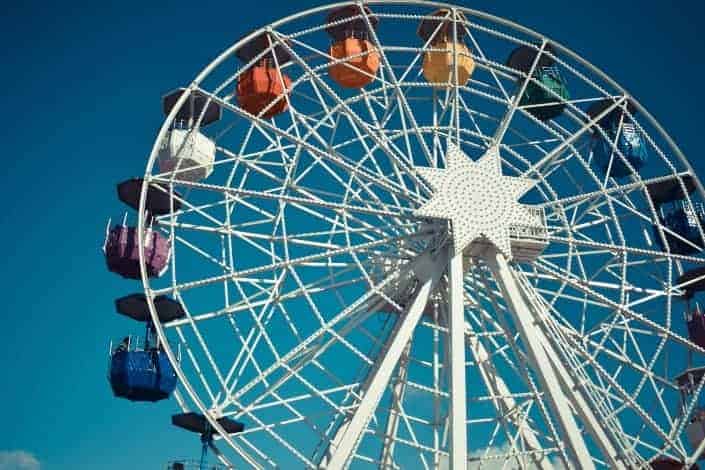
(414, 143, 538, 260)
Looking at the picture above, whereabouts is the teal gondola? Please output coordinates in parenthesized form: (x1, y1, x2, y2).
(506, 44, 570, 121)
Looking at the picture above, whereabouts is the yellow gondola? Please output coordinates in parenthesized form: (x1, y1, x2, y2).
(417, 9, 475, 87)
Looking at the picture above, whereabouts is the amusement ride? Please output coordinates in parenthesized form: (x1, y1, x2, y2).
(101, 2, 705, 468)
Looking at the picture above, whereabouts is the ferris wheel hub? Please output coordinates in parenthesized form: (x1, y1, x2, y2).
(414, 143, 543, 261)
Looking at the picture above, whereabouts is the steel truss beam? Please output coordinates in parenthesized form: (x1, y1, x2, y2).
(322, 248, 447, 468)
(379, 341, 412, 468)
(513, 269, 631, 469)
(465, 323, 555, 470)
(486, 248, 596, 469)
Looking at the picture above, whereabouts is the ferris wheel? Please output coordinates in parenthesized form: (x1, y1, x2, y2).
(102, 1, 705, 469)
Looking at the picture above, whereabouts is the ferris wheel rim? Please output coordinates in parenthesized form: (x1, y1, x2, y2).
(134, 2, 705, 467)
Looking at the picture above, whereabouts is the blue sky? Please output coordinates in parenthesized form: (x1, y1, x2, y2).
(1, 1, 704, 469)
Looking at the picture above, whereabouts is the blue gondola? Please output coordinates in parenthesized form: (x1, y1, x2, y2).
(588, 99, 648, 178)
(108, 293, 180, 402)
(655, 202, 705, 254)
(677, 267, 705, 349)
(109, 338, 177, 402)
(648, 175, 705, 255)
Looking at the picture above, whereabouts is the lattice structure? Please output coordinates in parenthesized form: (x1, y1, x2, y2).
(113, 2, 705, 469)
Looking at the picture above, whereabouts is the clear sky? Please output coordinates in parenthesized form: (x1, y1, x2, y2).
(1, 0, 704, 469)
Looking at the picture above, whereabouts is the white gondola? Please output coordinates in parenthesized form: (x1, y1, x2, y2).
(158, 128, 215, 182)
(157, 88, 220, 182)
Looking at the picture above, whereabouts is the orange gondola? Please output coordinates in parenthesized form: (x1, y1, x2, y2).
(236, 32, 292, 118)
(325, 5, 380, 89)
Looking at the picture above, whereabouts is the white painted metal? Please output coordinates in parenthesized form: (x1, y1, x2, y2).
(379, 342, 411, 468)
(134, 2, 705, 468)
(486, 249, 595, 469)
(325, 249, 446, 468)
(465, 323, 554, 470)
(447, 253, 468, 470)
(414, 143, 537, 259)
(513, 267, 630, 469)
(544, 345, 630, 470)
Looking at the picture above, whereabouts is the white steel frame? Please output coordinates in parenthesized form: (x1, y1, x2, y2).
(136, 1, 705, 468)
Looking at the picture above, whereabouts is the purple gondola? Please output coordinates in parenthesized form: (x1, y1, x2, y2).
(104, 225, 170, 279)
